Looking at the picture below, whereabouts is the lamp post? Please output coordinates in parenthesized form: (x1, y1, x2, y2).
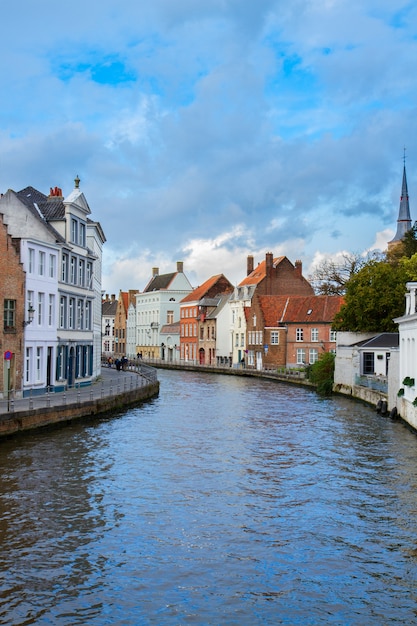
(23, 305, 35, 327)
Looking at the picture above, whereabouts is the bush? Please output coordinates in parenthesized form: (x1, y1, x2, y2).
(308, 352, 335, 396)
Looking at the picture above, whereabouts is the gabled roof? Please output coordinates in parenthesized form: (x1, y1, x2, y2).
(17, 186, 66, 220)
(143, 272, 177, 292)
(258, 295, 344, 326)
(14, 187, 66, 241)
(102, 300, 118, 316)
(352, 333, 399, 349)
(239, 256, 286, 286)
(181, 274, 229, 303)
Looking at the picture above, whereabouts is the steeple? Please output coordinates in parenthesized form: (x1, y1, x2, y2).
(388, 150, 412, 250)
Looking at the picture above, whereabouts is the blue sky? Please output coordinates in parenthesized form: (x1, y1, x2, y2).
(1, 0, 416, 294)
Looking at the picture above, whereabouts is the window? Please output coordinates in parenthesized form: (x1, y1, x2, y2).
(85, 301, 91, 330)
(311, 328, 319, 342)
(78, 259, 85, 287)
(363, 352, 374, 375)
(296, 348, 306, 365)
(271, 331, 279, 345)
(4, 299, 16, 331)
(252, 314, 256, 326)
(36, 347, 42, 381)
(79, 222, 86, 247)
(60, 296, 67, 328)
(69, 298, 75, 329)
(62, 254, 68, 282)
(70, 257, 76, 284)
(71, 218, 78, 244)
(25, 347, 31, 383)
(49, 254, 55, 278)
(167, 310, 174, 324)
(240, 333, 244, 347)
(235, 333, 239, 347)
(296, 328, 304, 341)
(27, 290, 34, 311)
(309, 348, 319, 364)
(86, 262, 93, 289)
(248, 350, 255, 366)
(200, 326, 204, 339)
(37, 293, 44, 325)
(329, 329, 337, 342)
(48, 294, 55, 326)
(38, 251, 45, 276)
(77, 300, 84, 329)
(28, 248, 35, 273)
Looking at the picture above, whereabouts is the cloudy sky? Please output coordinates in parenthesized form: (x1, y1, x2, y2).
(1, 0, 416, 294)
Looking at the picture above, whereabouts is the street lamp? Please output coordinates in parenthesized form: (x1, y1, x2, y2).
(23, 305, 35, 327)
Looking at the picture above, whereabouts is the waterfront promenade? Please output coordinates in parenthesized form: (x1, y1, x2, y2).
(0, 364, 159, 438)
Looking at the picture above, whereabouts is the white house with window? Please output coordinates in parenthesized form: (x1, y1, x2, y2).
(0, 178, 105, 392)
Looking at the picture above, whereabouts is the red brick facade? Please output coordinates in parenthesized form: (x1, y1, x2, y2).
(246, 293, 344, 370)
(0, 215, 25, 397)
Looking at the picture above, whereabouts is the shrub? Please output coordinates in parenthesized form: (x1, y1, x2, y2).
(308, 352, 335, 396)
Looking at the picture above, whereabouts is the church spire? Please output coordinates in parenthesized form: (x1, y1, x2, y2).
(388, 150, 412, 249)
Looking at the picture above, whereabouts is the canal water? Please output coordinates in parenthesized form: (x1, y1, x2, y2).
(1, 369, 417, 625)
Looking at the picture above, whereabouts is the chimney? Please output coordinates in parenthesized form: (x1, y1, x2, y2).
(265, 252, 273, 295)
(177, 261, 184, 273)
(111, 294, 115, 301)
(295, 259, 302, 277)
(247, 255, 254, 276)
(48, 186, 63, 198)
(152, 267, 159, 277)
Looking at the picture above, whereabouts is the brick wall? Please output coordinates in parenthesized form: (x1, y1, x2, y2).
(0, 214, 25, 396)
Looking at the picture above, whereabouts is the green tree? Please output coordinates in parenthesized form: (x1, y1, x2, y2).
(332, 259, 411, 332)
(308, 352, 335, 396)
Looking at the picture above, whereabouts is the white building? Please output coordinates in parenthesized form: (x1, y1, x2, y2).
(136, 262, 193, 359)
(0, 178, 105, 393)
(394, 281, 417, 429)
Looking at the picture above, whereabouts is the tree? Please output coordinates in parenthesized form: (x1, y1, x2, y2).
(332, 256, 417, 332)
(309, 251, 383, 296)
(308, 352, 335, 396)
(387, 222, 417, 262)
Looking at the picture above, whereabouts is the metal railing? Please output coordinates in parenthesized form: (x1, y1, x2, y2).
(354, 374, 388, 393)
(0, 364, 158, 416)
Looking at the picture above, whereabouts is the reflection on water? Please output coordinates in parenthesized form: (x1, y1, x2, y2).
(1, 370, 417, 624)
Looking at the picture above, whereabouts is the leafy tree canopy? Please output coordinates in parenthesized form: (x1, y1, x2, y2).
(333, 254, 417, 332)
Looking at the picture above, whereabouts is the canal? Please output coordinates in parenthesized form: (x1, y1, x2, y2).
(1, 369, 417, 625)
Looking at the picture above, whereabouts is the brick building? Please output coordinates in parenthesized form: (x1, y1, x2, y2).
(247, 293, 344, 370)
(180, 274, 233, 363)
(0, 214, 26, 400)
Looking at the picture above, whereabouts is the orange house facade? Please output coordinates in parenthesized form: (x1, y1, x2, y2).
(180, 274, 233, 363)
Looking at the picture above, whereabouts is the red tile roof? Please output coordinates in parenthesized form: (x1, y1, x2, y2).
(239, 256, 285, 286)
(258, 295, 344, 325)
(181, 274, 227, 303)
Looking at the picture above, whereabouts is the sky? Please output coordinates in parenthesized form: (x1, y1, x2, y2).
(1, 0, 417, 295)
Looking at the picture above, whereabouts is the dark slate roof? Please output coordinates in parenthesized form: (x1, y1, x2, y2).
(102, 300, 118, 316)
(143, 272, 177, 292)
(15, 186, 66, 242)
(353, 333, 399, 349)
(17, 186, 66, 220)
